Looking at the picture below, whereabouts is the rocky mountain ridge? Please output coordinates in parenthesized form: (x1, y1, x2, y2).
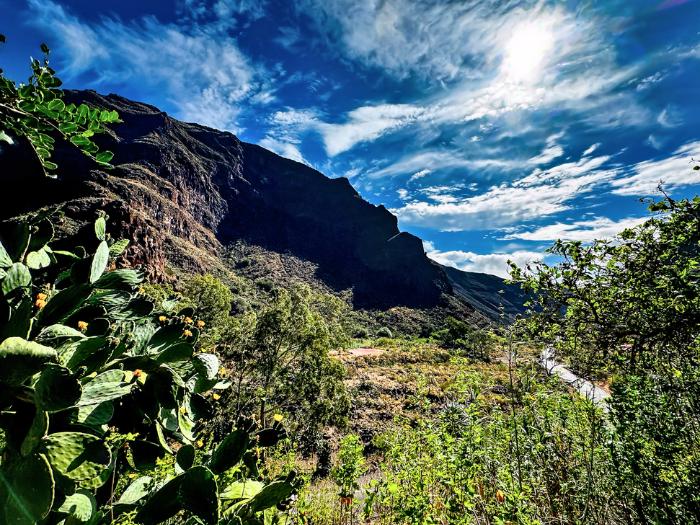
(0, 90, 520, 317)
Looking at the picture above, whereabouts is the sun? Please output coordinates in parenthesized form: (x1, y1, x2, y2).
(501, 20, 555, 83)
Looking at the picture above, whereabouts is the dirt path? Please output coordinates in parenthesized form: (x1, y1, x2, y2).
(540, 347, 610, 410)
(332, 347, 385, 358)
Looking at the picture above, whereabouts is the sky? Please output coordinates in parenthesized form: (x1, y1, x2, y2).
(2, 0, 700, 277)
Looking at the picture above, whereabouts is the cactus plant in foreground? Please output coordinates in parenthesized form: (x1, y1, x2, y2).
(0, 216, 300, 524)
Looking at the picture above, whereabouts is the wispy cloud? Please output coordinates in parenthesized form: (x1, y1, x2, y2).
(393, 151, 616, 231)
(27, 0, 274, 132)
(611, 140, 700, 195)
(502, 216, 647, 242)
(423, 241, 543, 278)
(317, 104, 423, 156)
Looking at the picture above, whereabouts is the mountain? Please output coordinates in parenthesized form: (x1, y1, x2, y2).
(0, 90, 522, 318)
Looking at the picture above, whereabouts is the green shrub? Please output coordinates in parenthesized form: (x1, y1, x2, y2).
(0, 38, 118, 175)
(331, 434, 366, 500)
(511, 194, 700, 523)
(376, 326, 393, 338)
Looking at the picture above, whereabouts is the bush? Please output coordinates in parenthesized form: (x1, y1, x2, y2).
(511, 194, 700, 523)
(376, 326, 393, 338)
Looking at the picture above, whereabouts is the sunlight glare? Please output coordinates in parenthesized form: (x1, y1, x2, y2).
(501, 20, 555, 83)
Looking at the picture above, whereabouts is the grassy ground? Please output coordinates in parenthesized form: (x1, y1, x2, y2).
(284, 338, 550, 524)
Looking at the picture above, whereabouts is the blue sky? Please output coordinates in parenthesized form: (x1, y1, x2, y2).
(2, 0, 700, 277)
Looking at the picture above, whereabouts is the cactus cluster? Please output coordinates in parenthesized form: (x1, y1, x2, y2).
(0, 216, 300, 524)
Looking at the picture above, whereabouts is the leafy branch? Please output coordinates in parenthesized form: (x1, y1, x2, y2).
(0, 35, 120, 176)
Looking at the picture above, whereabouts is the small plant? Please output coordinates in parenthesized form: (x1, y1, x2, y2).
(331, 434, 366, 502)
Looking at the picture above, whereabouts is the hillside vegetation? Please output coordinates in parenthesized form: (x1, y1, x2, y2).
(1, 38, 699, 525)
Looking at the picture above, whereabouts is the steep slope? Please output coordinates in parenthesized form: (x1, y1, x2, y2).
(443, 267, 528, 319)
(0, 90, 454, 309)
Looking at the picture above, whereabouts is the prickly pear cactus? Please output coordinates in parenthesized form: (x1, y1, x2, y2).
(0, 215, 266, 524)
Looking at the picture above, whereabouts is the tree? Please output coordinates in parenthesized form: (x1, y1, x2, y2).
(510, 191, 700, 523)
(217, 284, 350, 446)
(0, 37, 119, 176)
(180, 273, 234, 347)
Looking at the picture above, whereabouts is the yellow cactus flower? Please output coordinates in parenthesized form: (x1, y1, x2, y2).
(273, 413, 284, 423)
(184, 316, 193, 324)
(212, 393, 221, 401)
(218, 367, 228, 377)
(196, 320, 205, 328)
(196, 439, 204, 448)
(35, 299, 47, 309)
(179, 406, 187, 415)
(182, 329, 193, 338)
(77, 321, 89, 332)
(158, 315, 167, 323)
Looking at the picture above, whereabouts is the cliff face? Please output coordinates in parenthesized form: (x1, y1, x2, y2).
(0, 90, 451, 308)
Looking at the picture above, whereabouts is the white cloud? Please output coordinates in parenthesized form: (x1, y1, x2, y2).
(28, 0, 272, 132)
(424, 243, 543, 278)
(316, 104, 423, 156)
(409, 169, 431, 182)
(657, 106, 683, 128)
(528, 132, 565, 165)
(258, 136, 307, 165)
(304, 1, 638, 156)
(582, 143, 601, 156)
(502, 216, 647, 242)
(393, 153, 617, 231)
(610, 140, 700, 196)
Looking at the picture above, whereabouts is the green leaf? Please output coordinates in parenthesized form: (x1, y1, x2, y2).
(0, 337, 57, 385)
(94, 217, 106, 241)
(0, 241, 13, 267)
(26, 247, 52, 269)
(41, 432, 111, 485)
(20, 409, 49, 456)
(57, 490, 96, 523)
(58, 122, 78, 134)
(95, 151, 114, 165)
(220, 479, 264, 501)
(194, 353, 219, 381)
(90, 241, 109, 283)
(76, 401, 114, 428)
(40, 42, 50, 54)
(0, 129, 13, 144)
(78, 370, 132, 406)
(36, 323, 86, 343)
(175, 444, 195, 474)
(207, 428, 249, 475)
(1, 262, 31, 295)
(34, 364, 82, 412)
(108, 239, 129, 257)
(70, 135, 90, 147)
(48, 99, 65, 112)
(0, 453, 55, 525)
(117, 476, 153, 506)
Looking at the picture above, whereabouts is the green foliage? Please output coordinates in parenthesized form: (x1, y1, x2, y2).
(432, 316, 494, 359)
(216, 284, 350, 447)
(0, 38, 119, 176)
(376, 326, 393, 338)
(0, 215, 301, 524)
(330, 434, 366, 499)
(510, 194, 700, 523)
(181, 274, 234, 346)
